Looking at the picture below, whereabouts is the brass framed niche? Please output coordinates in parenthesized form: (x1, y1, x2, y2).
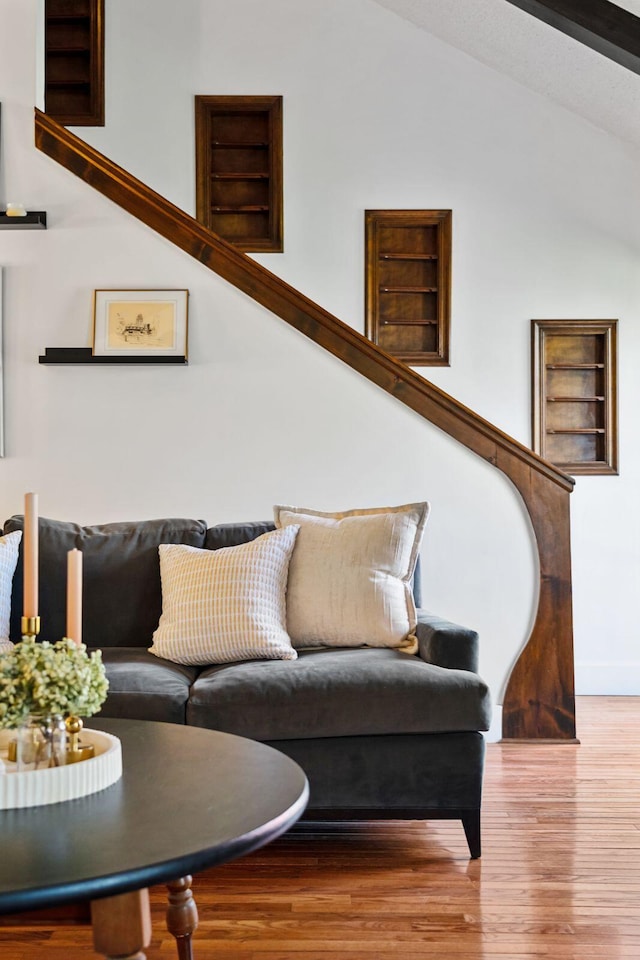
(44, 0, 105, 126)
(195, 95, 283, 252)
(532, 319, 618, 476)
(365, 209, 452, 366)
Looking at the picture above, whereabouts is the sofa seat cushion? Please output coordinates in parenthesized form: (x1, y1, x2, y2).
(186, 647, 491, 740)
(95, 648, 199, 724)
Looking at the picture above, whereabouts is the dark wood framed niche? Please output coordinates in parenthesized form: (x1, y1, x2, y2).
(365, 209, 452, 366)
(44, 0, 105, 126)
(195, 95, 283, 252)
(532, 319, 618, 476)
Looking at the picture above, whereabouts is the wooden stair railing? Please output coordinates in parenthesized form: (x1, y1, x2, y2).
(504, 0, 640, 76)
(34, 108, 576, 740)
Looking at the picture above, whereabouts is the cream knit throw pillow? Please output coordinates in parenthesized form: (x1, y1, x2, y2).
(274, 502, 429, 654)
(149, 525, 300, 665)
(0, 530, 21, 648)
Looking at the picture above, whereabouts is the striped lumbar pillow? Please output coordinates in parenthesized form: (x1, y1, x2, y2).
(0, 530, 22, 649)
(149, 525, 300, 665)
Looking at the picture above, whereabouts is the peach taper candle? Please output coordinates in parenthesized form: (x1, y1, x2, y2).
(23, 492, 38, 620)
(66, 548, 83, 647)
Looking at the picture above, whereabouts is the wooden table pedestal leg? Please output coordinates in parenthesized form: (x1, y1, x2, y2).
(91, 888, 152, 960)
(166, 876, 198, 960)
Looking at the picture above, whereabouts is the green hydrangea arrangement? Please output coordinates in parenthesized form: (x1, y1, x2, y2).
(0, 637, 109, 729)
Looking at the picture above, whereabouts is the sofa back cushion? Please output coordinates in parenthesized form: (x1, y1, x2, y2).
(204, 521, 423, 606)
(3, 516, 207, 647)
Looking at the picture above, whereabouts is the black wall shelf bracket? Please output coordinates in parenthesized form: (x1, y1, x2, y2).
(39, 347, 188, 365)
(0, 212, 47, 230)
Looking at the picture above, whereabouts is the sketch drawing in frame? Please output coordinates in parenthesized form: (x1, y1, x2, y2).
(92, 289, 189, 358)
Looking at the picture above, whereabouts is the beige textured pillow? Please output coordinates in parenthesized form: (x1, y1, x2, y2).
(274, 502, 429, 653)
(0, 530, 21, 645)
(149, 525, 300, 666)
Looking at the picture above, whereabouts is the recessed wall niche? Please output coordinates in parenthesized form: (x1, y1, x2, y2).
(365, 210, 452, 366)
(44, 0, 105, 126)
(195, 95, 283, 253)
(532, 319, 618, 476)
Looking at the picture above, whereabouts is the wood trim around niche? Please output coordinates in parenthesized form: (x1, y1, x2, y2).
(365, 209, 452, 366)
(195, 95, 283, 252)
(44, 0, 105, 126)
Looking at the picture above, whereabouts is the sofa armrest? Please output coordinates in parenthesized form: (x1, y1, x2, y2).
(415, 610, 479, 673)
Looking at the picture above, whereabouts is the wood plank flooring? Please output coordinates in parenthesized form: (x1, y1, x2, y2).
(1, 696, 638, 959)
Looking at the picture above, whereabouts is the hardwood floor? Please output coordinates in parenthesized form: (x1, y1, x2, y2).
(1, 696, 638, 959)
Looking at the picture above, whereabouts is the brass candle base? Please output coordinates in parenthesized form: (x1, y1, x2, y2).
(21, 616, 41, 639)
(65, 715, 95, 764)
(65, 741, 96, 764)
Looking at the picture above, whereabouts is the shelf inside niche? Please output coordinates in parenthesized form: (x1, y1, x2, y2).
(39, 347, 187, 365)
(379, 253, 438, 261)
(381, 319, 438, 326)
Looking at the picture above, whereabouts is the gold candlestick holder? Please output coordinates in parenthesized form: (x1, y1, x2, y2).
(65, 716, 95, 764)
(21, 616, 41, 639)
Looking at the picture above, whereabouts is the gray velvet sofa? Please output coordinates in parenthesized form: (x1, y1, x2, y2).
(4, 515, 491, 858)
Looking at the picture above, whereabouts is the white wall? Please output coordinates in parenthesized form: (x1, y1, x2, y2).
(1, 0, 639, 704)
(76, 0, 640, 696)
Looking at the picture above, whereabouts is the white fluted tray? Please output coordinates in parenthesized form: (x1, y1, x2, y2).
(0, 729, 122, 809)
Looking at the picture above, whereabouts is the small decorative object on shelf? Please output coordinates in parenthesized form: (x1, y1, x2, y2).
(5, 203, 27, 217)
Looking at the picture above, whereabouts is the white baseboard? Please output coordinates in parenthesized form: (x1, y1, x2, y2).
(483, 704, 502, 743)
(575, 662, 640, 695)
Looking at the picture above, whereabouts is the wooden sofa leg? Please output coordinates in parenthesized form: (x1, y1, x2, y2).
(461, 811, 481, 859)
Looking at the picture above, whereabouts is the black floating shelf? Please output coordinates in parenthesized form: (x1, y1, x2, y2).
(0, 212, 47, 230)
(39, 347, 188, 365)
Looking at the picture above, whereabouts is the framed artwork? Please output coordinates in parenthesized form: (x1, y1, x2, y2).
(92, 289, 189, 358)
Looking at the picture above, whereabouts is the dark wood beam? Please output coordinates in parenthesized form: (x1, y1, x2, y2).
(504, 0, 640, 75)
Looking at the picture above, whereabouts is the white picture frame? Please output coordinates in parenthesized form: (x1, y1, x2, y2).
(92, 289, 189, 358)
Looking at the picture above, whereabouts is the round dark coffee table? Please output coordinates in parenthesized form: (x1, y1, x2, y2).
(0, 719, 309, 959)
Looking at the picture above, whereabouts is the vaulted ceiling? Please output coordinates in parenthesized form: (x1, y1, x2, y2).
(371, 0, 640, 151)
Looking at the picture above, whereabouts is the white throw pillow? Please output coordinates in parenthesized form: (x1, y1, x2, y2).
(149, 525, 300, 666)
(0, 530, 21, 647)
(274, 502, 429, 654)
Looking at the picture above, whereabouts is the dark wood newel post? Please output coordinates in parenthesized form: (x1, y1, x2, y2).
(34, 108, 577, 741)
(501, 464, 576, 740)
